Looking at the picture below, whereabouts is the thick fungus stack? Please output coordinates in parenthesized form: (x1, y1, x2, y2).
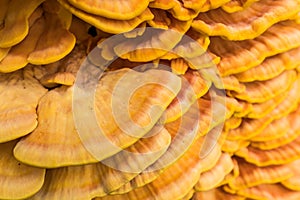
(0, 0, 300, 199)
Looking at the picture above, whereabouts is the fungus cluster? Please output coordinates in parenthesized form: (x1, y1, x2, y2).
(0, 0, 300, 199)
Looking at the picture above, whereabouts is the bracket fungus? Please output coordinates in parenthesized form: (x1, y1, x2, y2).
(235, 135, 300, 167)
(236, 184, 300, 200)
(163, 69, 211, 123)
(0, 17, 46, 72)
(0, 0, 300, 199)
(192, 188, 245, 200)
(192, 0, 300, 40)
(209, 21, 300, 76)
(0, 0, 76, 72)
(221, 0, 258, 13)
(195, 153, 234, 191)
(282, 160, 300, 191)
(67, 0, 152, 20)
(27, 12, 76, 65)
(235, 46, 300, 83)
(0, 0, 45, 48)
(229, 158, 293, 190)
(229, 70, 297, 103)
(58, 0, 154, 34)
(95, 131, 222, 200)
(0, 66, 47, 142)
(35, 44, 87, 87)
(250, 115, 290, 142)
(226, 77, 300, 140)
(250, 108, 300, 150)
(14, 68, 181, 167)
(29, 126, 171, 199)
(0, 140, 46, 200)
